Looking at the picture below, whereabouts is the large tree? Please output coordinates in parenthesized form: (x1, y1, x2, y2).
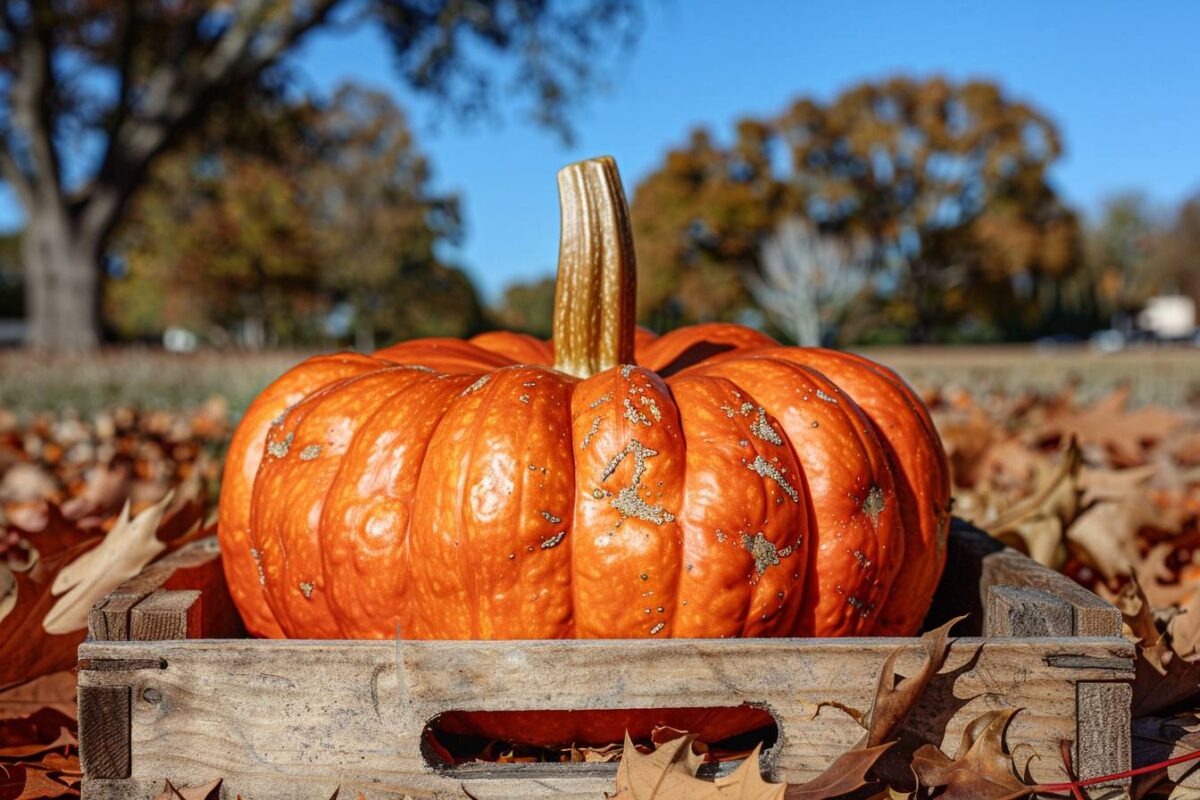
(109, 83, 484, 347)
(0, 0, 637, 351)
(631, 76, 1082, 342)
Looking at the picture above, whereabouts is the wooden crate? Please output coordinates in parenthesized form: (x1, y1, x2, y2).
(77, 521, 1133, 800)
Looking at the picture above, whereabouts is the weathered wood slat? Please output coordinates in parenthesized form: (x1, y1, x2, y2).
(932, 520, 1122, 637)
(129, 590, 201, 641)
(77, 636, 1134, 800)
(77, 684, 131, 781)
(986, 585, 1075, 637)
(87, 537, 242, 642)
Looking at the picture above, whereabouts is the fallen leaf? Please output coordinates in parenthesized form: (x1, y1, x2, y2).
(43, 492, 173, 634)
(1036, 385, 1187, 465)
(910, 709, 1027, 799)
(1117, 580, 1200, 717)
(782, 744, 892, 799)
(611, 734, 785, 799)
(612, 733, 716, 799)
(864, 615, 963, 747)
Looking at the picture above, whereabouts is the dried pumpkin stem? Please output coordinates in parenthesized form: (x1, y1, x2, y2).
(552, 156, 637, 379)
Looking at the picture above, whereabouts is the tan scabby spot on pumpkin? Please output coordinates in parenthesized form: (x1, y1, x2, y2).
(649, 622, 665, 635)
(298, 581, 314, 599)
(298, 444, 321, 461)
(406, 364, 438, 373)
(600, 440, 676, 526)
(853, 548, 872, 568)
(540, 531, 567, 549)
(270, 404, 296, 427)
(741, 532, 781, 576)
(250, 548, 266, 586)
(267, 431, 293, 458)
(540, 511, 562, 524)
(462, 374, 491, 396)
(847, 595, 872, 617)
(620, 364, 635, 378)
(518, 394, 531, 404)
(581, 416, 602, 448)
(746, 455, 799, 502)
(750, 407, 783, 445)
(816, 389, 839, 404)
(588, 393, 612, 409)
(861, 485, 886, 522)
(623, 398, 652, 427)
(638, 395, 662, 421)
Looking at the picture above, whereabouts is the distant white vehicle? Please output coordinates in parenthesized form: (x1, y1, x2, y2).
(163, 327, 199, 353)
(1138, 295, 1196, 340)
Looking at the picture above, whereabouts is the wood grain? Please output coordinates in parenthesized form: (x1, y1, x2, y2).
(78, 635, 1133, 799)
(985, 585, 1074, 637)
(77, 684, 130, 780)
(78, 523, 1134, 799)
(1077, 681, 1133, 793)
(129, 590, 201, 641)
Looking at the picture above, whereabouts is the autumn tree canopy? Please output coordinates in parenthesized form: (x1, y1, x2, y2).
(108, 84, 485, 348)
(0, 0, 639, 351)
(631, 76, 1083, 342)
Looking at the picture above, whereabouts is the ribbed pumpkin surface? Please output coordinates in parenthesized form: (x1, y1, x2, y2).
(217, 158, 950, 747)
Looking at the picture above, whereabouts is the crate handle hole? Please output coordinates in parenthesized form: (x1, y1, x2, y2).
(423, 705, 778, 770)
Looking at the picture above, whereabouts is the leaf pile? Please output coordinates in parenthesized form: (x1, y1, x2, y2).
(929, 380, 1200, 797)
(931, 381, 1199, 605)
(0, 707, 79, 800)
(0, 398, 228, 540)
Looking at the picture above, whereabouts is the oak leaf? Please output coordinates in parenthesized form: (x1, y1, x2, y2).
(863, 615, 963, 748)
(611, 734, 785, 799)
(910, 708, 1026, 799)
(1118, 579, 1200, 717)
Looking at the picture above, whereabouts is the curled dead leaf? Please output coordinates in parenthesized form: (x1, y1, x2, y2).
(911, 708, 1027, 799)
(864, 615, 964, 748)
(42, 492, 173, 635)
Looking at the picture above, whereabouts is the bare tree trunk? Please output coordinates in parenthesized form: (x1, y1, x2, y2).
(22, 208, 102, 352)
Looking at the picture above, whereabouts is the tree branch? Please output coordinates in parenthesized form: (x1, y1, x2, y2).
(79, 0, 342, 247)
(7, 3, 64, 210)
(0, 138, 34, 210)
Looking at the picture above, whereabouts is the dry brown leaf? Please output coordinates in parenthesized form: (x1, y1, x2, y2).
(1037, 384, 1187, 465)
(43, 492, 173, 634)
(1118, 580, 1200, 717)
(782, 744, 892, 799)
(611, 733, 718, 799)
(864, 615, 963, 748)
(611, 734, 785, 800)
(1172, 592, 1200, 660)
(0, 527, 101, 689)
(712, 746, 786, 799)
(910, 708, 1027, 799)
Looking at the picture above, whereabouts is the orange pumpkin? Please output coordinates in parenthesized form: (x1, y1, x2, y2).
(217, 157, 950, 746)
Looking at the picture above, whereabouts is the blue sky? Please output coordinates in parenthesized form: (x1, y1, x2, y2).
(5, 2, 1200, 301)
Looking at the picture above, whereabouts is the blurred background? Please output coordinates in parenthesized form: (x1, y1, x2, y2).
(0, 0, 1198, 411)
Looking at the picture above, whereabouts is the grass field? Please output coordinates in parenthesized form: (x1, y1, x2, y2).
(1, 343, 1197, 416)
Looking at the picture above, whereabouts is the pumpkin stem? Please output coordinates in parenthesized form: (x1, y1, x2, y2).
(552, 156, 637, 378)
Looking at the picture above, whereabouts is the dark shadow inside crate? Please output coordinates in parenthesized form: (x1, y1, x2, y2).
(920, 518, 1003, 636)
(422, 704, 778, 772)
